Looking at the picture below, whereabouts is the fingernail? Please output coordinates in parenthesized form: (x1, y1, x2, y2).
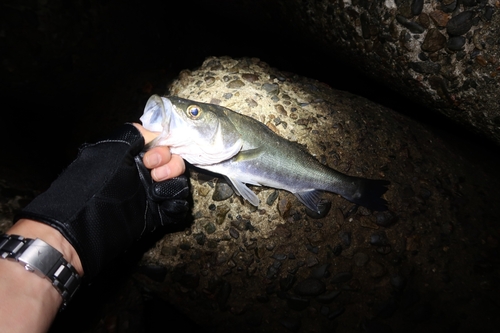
(145, 153, 161, 167)
(152, 165, 170, 181)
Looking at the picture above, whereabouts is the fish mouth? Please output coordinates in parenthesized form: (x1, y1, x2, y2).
(140, 94, 173, 133)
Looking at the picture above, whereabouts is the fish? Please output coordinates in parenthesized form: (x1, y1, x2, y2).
(140, 95, 390, 212)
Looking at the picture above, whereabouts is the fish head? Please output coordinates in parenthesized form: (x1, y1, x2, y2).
(140, 95, 243, 165)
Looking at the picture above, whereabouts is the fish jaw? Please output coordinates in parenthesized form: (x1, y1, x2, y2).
(140, 94, 172, 140)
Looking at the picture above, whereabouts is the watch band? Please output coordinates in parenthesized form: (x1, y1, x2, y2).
(0, 234, 82, 310)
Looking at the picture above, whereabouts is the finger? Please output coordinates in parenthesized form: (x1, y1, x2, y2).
(132, 123, 158, 144)
(167, 154, 186, 177)
(143, 146, 172, 169)
(151, 154, 186, 181)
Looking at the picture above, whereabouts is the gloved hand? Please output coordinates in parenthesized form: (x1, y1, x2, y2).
(15, 124, 190, 280)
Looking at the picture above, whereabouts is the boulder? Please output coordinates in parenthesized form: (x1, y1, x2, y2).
(274, 0, 500, 144)
(132, 57, 500, 332)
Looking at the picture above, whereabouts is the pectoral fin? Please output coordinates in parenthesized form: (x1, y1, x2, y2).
(233, 147, 265, 162)
(294, 190, 324, 214)
(226, 176, 260, 207)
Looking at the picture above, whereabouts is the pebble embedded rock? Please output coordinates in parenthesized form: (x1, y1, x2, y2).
(2, 54, 494, 333)
(275, 0, 500, 145)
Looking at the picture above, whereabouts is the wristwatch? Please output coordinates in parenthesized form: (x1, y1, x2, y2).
(0, 234, 82, 310)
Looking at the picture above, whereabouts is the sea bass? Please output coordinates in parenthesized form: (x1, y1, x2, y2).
(140, 95, 390, 212)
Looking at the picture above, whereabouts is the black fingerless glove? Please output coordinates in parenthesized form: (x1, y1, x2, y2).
(15, 124, 190, 280)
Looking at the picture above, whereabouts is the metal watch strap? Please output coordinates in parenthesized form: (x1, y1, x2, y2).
(0, 234, 82, 310)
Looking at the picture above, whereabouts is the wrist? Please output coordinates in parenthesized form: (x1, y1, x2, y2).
(0, 257, 61, 332)
(7, 219, 84, 276)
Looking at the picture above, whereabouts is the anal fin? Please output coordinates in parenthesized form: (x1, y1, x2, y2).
(294, 190, 324, 214)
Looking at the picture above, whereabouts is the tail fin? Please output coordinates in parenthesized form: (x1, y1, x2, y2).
(348, 178, 390, 211)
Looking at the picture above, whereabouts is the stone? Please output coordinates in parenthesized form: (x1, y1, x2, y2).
(294, 278, 326, 296)
(421, 29, 446, 53)
(446, 11, 474, 36)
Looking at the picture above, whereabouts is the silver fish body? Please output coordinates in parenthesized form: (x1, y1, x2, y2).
(140, 95, 389, 212)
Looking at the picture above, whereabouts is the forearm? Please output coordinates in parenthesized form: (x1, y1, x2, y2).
(0, 219, 83, 333)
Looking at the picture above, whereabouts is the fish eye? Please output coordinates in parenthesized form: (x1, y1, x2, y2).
(187, 105, 201, 119)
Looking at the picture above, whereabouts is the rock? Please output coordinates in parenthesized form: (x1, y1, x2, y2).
(421, 29, 446, 52)
(396, 15, 425, 33)
(242, 73, 260, 83)
(280, 316, 301, 331)
(339, 231, 351, 247)
(309, 263, 330, 279)
(328, 307, 345, 320)
(330, 272, 352, 284)
(294, 278, 326, 296)
(305, 199, 331, 219)
(193, 232, 206, 246)
(227, 79, 246, 89)
(370, 232, 389, 246)
(390, 274, 407, 291)
(429, 10, 450, 28)
(4, 52, 500, 333)
(229, 227, 240, 239)
(375, 211, 396, 227)
(353, 252, 370, 267)
(329, 244, 342, 256)
(204, 221, 216, 234)
(441, 0, 457, 13)
(266, 190, 279, 206)
(286, 295, 310, 310)
(261, 83, 279, 94)
(408, 61, 441, 74)
(376, 245, 392, 255)
(411, 0, 424, 16)
(275, 0, 500, 145)
(316, 290, 341, 304)
(212, 180, 234, 202)
(446, 11, 474, 36)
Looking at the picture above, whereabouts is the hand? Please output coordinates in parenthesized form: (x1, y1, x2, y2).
(14, 123, 190, 280)
(1, 123, 189, 332)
